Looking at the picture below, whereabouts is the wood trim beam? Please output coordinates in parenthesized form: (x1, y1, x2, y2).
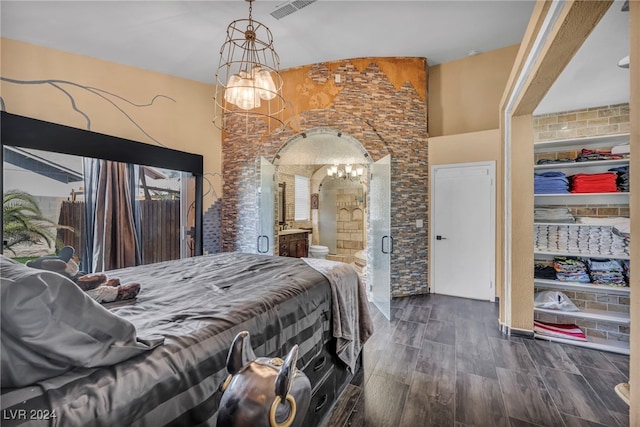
(513, 0, 613, 116)
(499, 0, 614, 332)
(507, 114, 534, 331)
(499, 0, 553, 114)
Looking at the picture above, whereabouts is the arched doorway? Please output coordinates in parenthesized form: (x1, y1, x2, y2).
(274, 128, 369, 258)
(272, 128, 391, 318)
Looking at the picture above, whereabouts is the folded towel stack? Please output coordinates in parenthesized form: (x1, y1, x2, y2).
(534, 207, 575, 223)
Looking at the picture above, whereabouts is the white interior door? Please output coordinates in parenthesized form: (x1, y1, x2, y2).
(369, 155, 391, 319)
(258, 157, 275, 255)
(432, 162, 495, 301)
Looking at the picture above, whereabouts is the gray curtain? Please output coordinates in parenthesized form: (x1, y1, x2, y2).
(83, 159, 141, 273)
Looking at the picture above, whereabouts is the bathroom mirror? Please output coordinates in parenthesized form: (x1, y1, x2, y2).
(278, 182, 286, 225)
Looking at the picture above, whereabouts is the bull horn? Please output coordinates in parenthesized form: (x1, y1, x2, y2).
(275, 345, 298, 399)
(269, 345, 299, 426)
(226, 331, 256, 375)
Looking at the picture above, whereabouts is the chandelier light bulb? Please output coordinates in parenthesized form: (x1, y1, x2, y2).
(253, 67, 277, 100)
(326, 164, 366, 183)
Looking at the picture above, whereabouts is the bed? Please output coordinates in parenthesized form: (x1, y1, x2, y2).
(0, 252, 373, 426)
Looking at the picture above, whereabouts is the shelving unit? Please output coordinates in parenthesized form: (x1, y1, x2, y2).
(534, 193, 629, 205)
(534, 307, 630, 324)
(533, 133, 629, 152)
(534, 250, 630, 260)
(534, 334, 630, 355)
(533, 133, 631, 355)
(534, 278, 630, 295)
(534, 158, 629, 171)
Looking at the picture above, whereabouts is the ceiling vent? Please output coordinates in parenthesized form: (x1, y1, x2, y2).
(270, 0, 317, 20)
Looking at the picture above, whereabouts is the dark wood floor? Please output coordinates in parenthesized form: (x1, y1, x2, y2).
(322, 294, 630, 427)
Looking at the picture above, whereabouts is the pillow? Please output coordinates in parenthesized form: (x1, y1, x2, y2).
(0, 255, 162, 388)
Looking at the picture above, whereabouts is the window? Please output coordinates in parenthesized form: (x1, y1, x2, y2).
(2, 147, 196, 267)
(294, 175, 310, 221)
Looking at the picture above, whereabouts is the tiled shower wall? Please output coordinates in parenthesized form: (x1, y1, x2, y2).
(533, 103, 630, 343)
(335, 185, 365, 263)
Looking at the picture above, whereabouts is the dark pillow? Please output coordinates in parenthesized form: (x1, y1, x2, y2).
(0, 255, 160, 388)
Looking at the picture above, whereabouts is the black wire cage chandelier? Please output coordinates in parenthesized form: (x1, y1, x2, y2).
(213, 0, 286, 135)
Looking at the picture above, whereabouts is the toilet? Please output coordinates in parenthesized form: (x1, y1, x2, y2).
(308, 245, 329, 259)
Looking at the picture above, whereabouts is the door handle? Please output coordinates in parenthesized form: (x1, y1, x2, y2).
(257, 235, 270, 253)
(436, 235, 447, 240)
(381, 235, 393, 254)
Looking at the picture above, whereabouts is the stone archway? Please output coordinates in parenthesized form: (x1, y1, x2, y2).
(274, 127, 371, 275)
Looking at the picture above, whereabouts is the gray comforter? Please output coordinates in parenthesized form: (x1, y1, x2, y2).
(1, 253, 372, 427)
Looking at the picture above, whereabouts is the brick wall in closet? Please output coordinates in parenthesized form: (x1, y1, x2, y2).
(533, 103, 631, 343)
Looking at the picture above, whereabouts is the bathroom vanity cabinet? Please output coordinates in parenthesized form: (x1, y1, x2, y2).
(279, 230, 309, 258)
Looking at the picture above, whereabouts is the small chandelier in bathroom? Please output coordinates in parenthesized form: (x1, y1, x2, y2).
(327, 164, 365, 182)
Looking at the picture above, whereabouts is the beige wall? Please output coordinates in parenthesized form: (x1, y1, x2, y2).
(0, 38, 222, 209)
(429, 44, 519, 137)
(428, 129, 503, 300)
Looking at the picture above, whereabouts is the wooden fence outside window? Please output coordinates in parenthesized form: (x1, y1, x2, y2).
(57, 200, 181, 266)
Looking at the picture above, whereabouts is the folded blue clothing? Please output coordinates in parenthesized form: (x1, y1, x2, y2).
(535, 177, 569, 183)
(534, 180, 569, 186)
(534, 172, 569, 194)
(535, 184, 569, 194)
(536, 171, 567, 178)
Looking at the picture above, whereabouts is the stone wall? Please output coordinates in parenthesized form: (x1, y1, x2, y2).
(221, 57, 428, 296)
(534, 103, 630, 141)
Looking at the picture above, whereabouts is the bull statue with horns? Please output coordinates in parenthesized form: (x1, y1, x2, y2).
(217, 331, 312, 427)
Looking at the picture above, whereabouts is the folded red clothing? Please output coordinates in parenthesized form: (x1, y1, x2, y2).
(571, 172, 617, 181)
(571, 185, 618, 193)
(534, 320, 587, 341)
(570, 173, 618, 193)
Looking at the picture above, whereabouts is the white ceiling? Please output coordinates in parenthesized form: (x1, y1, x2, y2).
(535, 0, 630, 114)
(0, 0, 630, 116)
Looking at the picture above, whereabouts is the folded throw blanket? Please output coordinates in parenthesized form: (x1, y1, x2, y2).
(302, 258, 374, 373)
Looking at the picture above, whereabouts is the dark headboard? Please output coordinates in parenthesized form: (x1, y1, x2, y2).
(0, 111, 204, 255)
